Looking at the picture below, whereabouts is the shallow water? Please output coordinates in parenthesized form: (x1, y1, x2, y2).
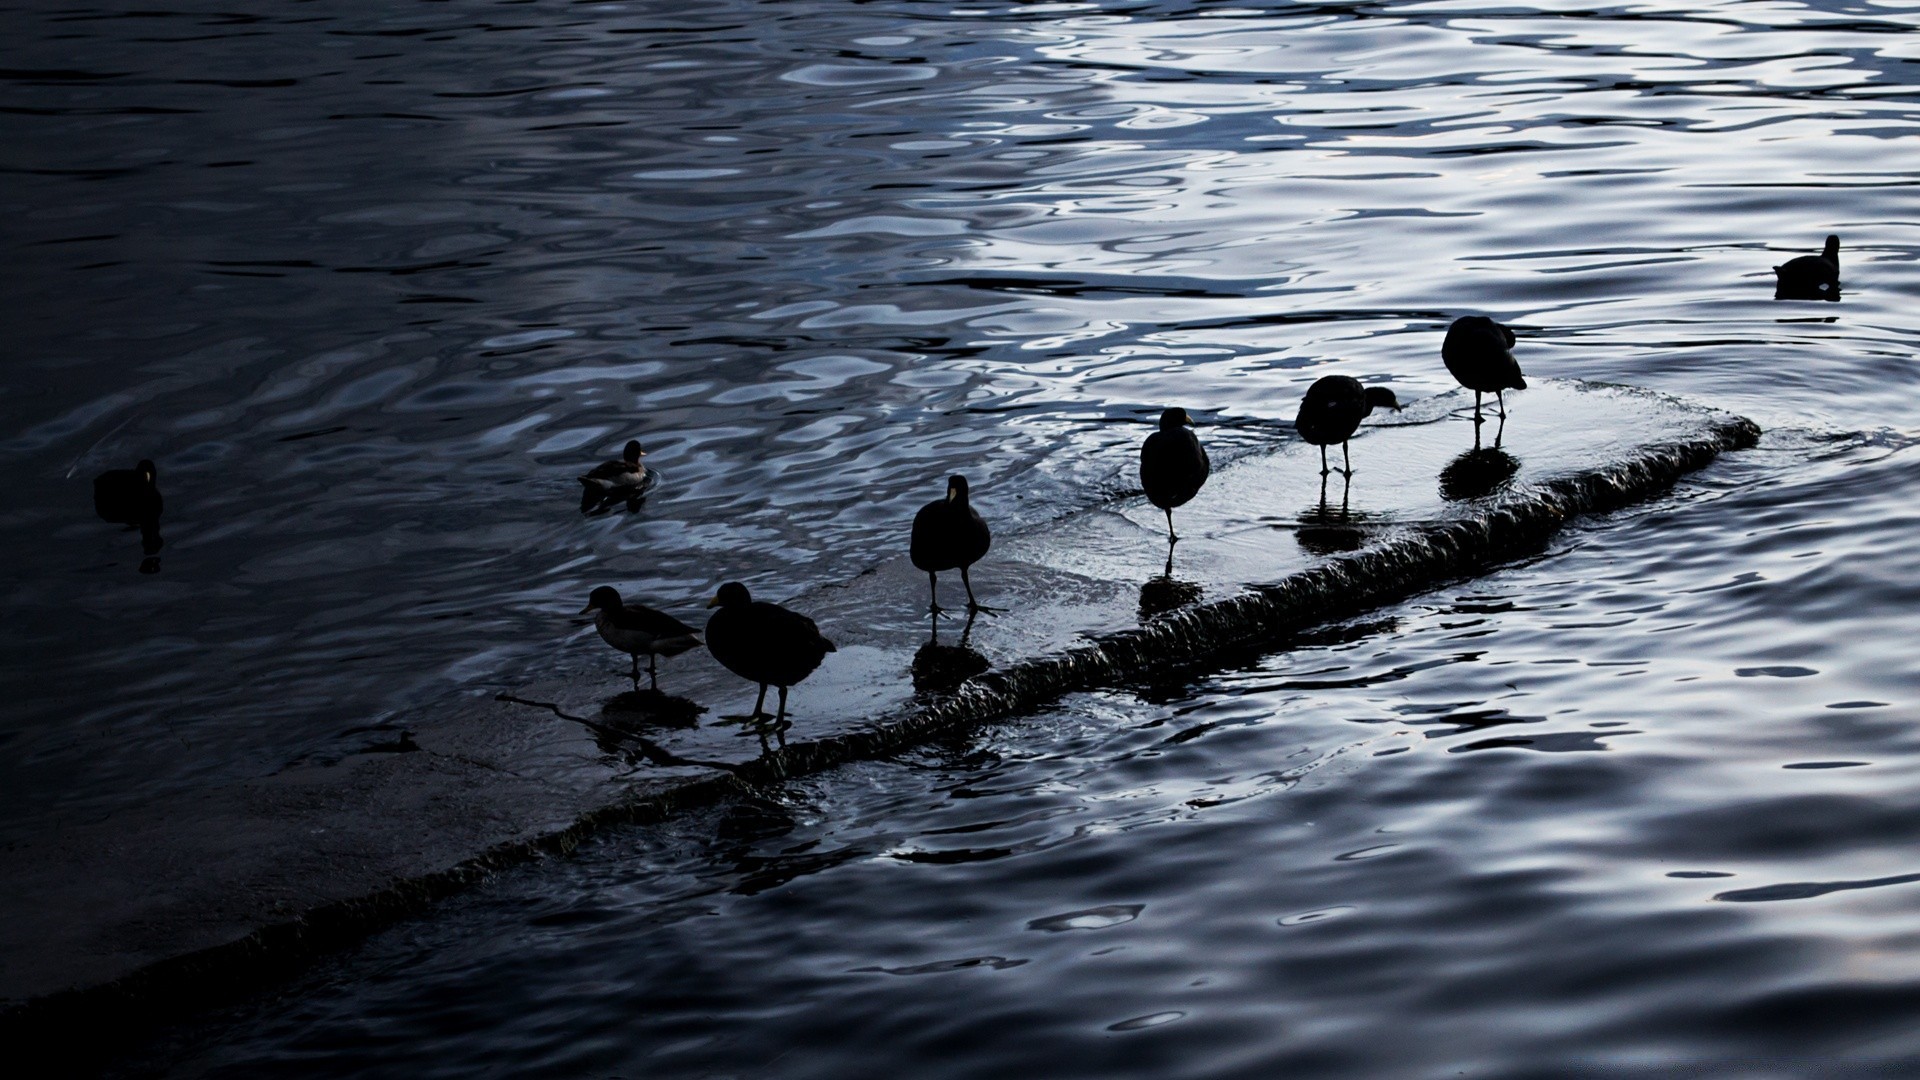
(7, 0, 1920, 1071)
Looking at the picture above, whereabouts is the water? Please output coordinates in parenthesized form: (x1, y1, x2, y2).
(6, 0, 1920, 1071)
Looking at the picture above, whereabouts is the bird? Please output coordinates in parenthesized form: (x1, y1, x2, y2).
(910, 474, 995, 615)
(1774, 234, 1840, 301)
(1442, 316, 1526, 425)
(580, 586, 703, 692)
(1294, 376, 1402, 477)
(94, 458, 163, 526)
(579, 440, 650, 496)
(1140, 407, 1210, 544)
(705, 581, 836, 725)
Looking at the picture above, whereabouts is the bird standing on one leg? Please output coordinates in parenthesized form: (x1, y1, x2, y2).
(1774, 234, 1840, 301)
(1442, 316, 1526, 427)
(1295, 376, 1402, 478)
(1140, 407, 1210, 545)
(705, 581, 835, 728)
(580, 586, 703, 692)
(910, 474, 995, 615)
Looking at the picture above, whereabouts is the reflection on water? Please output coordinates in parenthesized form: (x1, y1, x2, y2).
(1439, 446, 1522, 502)
(1137, 572, 1202, 620)
(912, 613, 989, 695)
(14, 0, 1920, 1071)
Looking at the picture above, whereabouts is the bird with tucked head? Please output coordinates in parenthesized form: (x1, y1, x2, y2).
(705, 581, 836, 727)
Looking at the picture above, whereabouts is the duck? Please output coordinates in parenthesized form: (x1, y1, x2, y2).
(705, 581, 836, 723)
(1295, 376, 1402, 477)
(1442, 316, 1526, 424)
(93, 459, 163, 526)
(910, 474, 995, 615)
(1774, 234, 1840, 301)
(579, 440, 650, 495)
(580, 586, 703, 692)
(1140, 407, 1210, 544)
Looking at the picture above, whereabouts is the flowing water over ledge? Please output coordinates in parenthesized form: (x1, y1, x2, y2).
(4, 0, 1920, 1073)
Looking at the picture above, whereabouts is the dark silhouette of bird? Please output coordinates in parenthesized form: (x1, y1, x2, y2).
(1774, 234, 1840, 301)
(1442, 316, 1526, 425)
(580, 439, 651, 496)
(910, 474, 995, 615)
(1140, 407, 1210, 544)
(706, 581, 836, 724)
(1295, 376, 1402, 477)
(94, 458, 162, 526)
(581, 586, 703, 692)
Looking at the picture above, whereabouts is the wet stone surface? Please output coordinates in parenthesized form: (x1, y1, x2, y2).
(0, 379, 1752, 1022)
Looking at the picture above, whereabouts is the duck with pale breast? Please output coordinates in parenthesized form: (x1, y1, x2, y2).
(1442, 316, 1526, 424)
(579, 439, 651, 496)
(1295, 376, 1402, 477)
(1774, 234, 1840, 301)
(1140, 407, 1210, 544)
(910, 473, 995, 615)
(705, 581, 835, 723)
(581, 586, 702, 692)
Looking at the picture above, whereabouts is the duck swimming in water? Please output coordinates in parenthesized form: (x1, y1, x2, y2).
(705, 581, 836, 725)
(580, 440, 649, 495)
(1295, 376, 1402, 477)
(1140, 407, 1210, 544)
(910, 474, 995, 615)
(1442, 316, 1526, 425)
(1774, 234, 1840, 301)
(94, 458, 162, 526)
(581, 586, 703, 692)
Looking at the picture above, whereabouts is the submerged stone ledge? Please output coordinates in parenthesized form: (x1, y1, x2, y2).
(0, 381, 1758, 1052)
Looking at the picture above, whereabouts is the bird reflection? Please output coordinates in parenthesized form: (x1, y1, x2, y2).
(1295, 489, 1369, 556)
(93, 458, 164, 573)
(1439, 445, 1521, 502)
(600, 688, 704, 729)
(912, 611, 989, 696)
(1138, 568, 1203, 621)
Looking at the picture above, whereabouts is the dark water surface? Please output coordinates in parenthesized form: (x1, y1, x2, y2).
(7, 0, 1920, 1073)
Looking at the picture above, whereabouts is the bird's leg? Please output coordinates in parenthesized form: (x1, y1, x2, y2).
(1164, 506, 1178, 545)
(753, 683, 769, 719)
(1473, 391, 1485, 427)
(716, 683, 774, 728)
(1494, 412, 1507, 450)
(1340, 440, 1353, 478)
(1495, 390, 1507, 420)
(1319, 444, 1331, 477)
(962, 565, 1002, 615)
(926, 571, 947, 618)
(648, 653, 659, 693)
(629, 653, 640, 691)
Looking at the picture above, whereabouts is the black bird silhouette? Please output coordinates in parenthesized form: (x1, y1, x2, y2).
(1140, 406, 1210, 544)
(581, 586, 703, 692)
(706, 581, 836, 725)
(94, 458, 164, 561)
(1295, 376, 1402, 477)
(1442, 316, 1526, 425)
(1774, 234, 1840, 301)
(580, 440, 648, 494)
(910, 474, 995, 615)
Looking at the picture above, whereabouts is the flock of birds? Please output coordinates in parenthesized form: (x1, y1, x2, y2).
(90, 236, 1843, 733)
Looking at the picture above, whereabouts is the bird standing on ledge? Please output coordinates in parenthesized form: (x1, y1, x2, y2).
(1774, 234, 1840, 301)
(910, 473, 995, 615)
(1295, 376, 1402, 477)
(706, 581, 836, 726)
(581, 586, 702, 692)
(1442, 315, 1526, 425)
(1140, 407, 1210, 545)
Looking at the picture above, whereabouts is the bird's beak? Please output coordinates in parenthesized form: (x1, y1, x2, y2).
(578, 603, 596, 615)
(946, 486, 958, 502)
(706, 594, 722, 608)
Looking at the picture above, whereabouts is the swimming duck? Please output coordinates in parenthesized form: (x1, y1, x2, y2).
(910, 474, 995, 615)
(580, 586, 703, 692)
(1140, 407, 1210, 544)
(705, 581, 836, 723)
(1295, 376, 1402, 477)
(1774, 234, 1840, 301)
(94, 459, 163, 526)
(1442, 316, 1526, 424)
(579, 440, 649, 494)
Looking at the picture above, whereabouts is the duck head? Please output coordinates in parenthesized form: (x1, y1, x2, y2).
(1159, 407, 1195, 431)
(946, 474, 970, 503)
(708, 581, 752, 609)
(581, 585, 623, 614)
(1363, 387, 1404, 414)
(623, 440, 646, 465)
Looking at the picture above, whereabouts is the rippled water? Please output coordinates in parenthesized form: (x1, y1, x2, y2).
(9, 0, 1920, 1071)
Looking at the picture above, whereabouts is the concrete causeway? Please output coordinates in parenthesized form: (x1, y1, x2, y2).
(0, 380, 1759, 1049)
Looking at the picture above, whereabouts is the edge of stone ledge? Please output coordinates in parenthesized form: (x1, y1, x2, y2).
(0, 409, 1761, 1057)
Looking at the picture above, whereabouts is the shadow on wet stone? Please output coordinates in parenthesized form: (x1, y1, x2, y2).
(912, 614, 989, 697)
(1439, 446, 1521, 502)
